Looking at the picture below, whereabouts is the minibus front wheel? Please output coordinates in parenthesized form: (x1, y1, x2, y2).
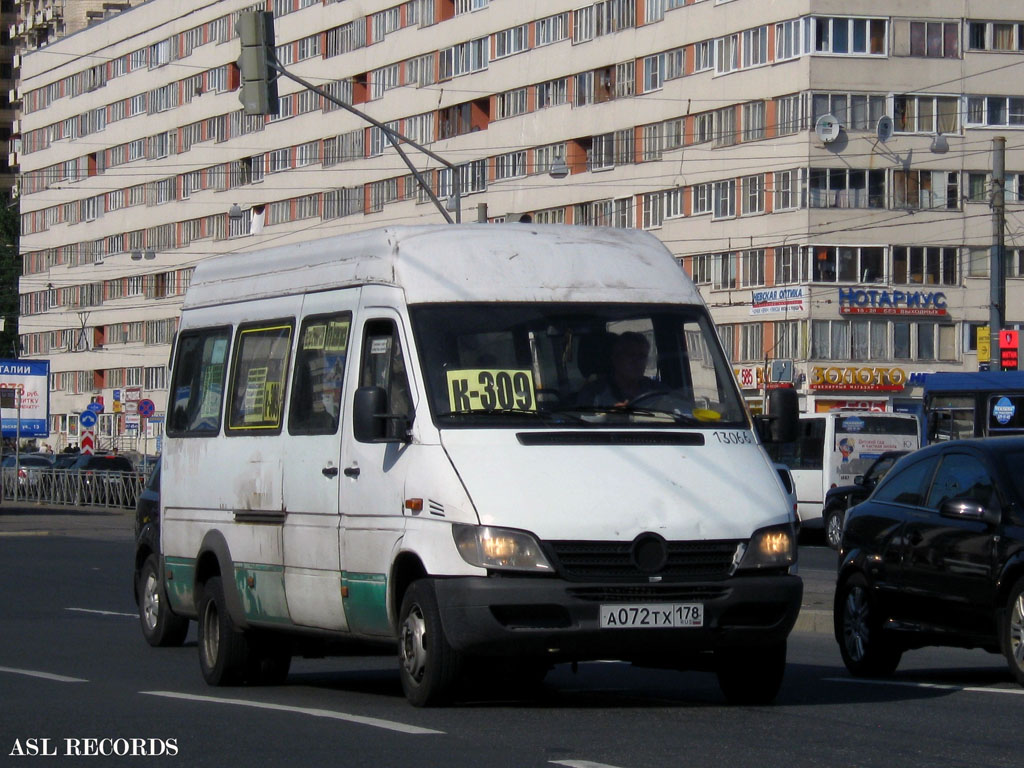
(398, 579, 462, 707)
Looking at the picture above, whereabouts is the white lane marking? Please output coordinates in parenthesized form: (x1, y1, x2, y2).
(551, 761, 629, 768)
(140, 691, 445, 735)
(66, 607, 136, 618)
(0, 665, 88, 683)
(826, 677, 1024, 696)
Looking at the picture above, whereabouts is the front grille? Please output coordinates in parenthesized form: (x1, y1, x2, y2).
(546, 539, 740, 581)
(567, 585, 730, 602)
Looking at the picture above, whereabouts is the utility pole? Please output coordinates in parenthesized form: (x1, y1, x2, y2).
(990, 136, 1006, 362)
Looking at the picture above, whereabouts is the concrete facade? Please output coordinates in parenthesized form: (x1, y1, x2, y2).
(14, 0, 1024, 449)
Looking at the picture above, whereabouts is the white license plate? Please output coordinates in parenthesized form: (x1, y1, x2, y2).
(599, 603, 704, 629)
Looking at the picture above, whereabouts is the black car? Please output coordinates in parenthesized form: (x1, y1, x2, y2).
(822, 451, 909, 549)
(132, 459, 189, 647)
(835, 437, 1024, 686)
(68, 453, 139, 506)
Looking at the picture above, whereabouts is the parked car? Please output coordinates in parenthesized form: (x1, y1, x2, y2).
(53, 452, 81, 469)
(68, 453, 138, 506)
(1, 453, 55, 492)
(835, 437, 1024, 686)
(822, 451, 909, 549)
(132, 459, 188, 647)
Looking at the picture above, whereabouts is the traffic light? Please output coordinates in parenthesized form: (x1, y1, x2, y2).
(236, 11, 279, 116)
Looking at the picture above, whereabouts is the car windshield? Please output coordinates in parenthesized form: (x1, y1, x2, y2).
(410, 302, 748, 429)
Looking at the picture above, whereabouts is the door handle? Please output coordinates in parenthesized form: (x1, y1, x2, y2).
(321, 466, 339, 478)
(343, 466, 361, 478)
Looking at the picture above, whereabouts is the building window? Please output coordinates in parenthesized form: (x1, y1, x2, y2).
(496, 88, 527, 119)
(713, 106, 737, 147)
(741, 175, 764, 215)
(536, 78, 568, 108)
(965, 96, 1024, 127)
(811, 93, 887, 131)
(692, 183, 712, 215)
(642, 192, 663, 229)
(808, 168, 885, 209)
(891, 246, 958, 285)
(775, 245, 804, 284)
(968, 21, 1024, 52)
(713, 252, 736, 289)
(906, 21, 959, 58)
(894, 95, 960, 133)
(739, 323, 763, 361)
(775, 19, 807, 61)
(892, 170, 959, 210)
(495, 150, 526, 180)
(812, 17, 887, 55)
(715, 34, 739, 74)
(690, 254, 712, 285)
(536, 13, 569, 46)
(809, 246, 885, 283)
(743, 26, 769, 67)
(713, 179, 736, 219)
(740, 250, 766, 287)
(775, 94, 805, 135)
(741, 101, 766, 141)
(494, 25, 528, 58)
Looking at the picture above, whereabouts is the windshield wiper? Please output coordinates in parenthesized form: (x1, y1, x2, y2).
(439, 409, 586, 424)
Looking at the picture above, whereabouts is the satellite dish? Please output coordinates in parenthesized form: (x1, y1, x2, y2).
(815, 114, 841, 143)
(876, 115, 894, 143)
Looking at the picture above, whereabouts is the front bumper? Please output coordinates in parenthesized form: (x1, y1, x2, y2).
(434, 573, 802, 662)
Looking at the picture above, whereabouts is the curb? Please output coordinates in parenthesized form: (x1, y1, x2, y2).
(794, 608, 833, 635)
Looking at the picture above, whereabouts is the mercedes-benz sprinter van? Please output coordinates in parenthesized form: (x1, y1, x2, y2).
(156, 224, 801, 706)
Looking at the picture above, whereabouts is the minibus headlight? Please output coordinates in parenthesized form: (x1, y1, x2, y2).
(452, 525, 553, 573)
(735, 524, 796, 571)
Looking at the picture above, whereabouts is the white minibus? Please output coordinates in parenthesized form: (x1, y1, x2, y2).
(155, 225, 801, 706)
(765, 411, 920, 530)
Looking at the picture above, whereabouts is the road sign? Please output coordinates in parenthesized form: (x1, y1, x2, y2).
(978, 326, 991, 364)
(86, 401, 103, 414)
(138, 398, 155, 418)
(1000, 330, 1020, 371)
(78, 410, 97, 429)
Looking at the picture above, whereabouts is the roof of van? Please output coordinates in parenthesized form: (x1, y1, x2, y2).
(183, 224, 701, 309)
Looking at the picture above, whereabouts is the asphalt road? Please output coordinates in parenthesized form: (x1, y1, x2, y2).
(1, 508, 1022, 768)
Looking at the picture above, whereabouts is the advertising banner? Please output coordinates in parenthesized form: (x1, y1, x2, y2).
(0, 359, 51, 438)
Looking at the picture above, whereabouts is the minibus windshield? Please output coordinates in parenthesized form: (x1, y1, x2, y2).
(410, 303, 748, 429)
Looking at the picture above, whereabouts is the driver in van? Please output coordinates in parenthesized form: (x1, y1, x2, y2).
(576, 331, 656, 407)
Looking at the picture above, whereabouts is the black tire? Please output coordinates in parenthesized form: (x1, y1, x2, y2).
(137, 554, 189, 648)
(1001, 575, 1024, 687)
(715, 641, 787, 705)
(246, 635, 292, 686)
(835, 572, 901, 677)
(197, 576, 250, 686)
(398, 579, 462, 707)
(824, 505, 844, 550)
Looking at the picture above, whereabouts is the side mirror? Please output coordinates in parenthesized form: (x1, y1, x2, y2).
(353, 386, 410, 444)
(853, 475, 865, 486)
(757, 387, 799, 443)
(939, 498, 1000, 526)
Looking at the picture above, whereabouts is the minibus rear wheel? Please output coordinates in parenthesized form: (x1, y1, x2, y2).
(398, 579, 462, 707)
(198, 576, 249, 686)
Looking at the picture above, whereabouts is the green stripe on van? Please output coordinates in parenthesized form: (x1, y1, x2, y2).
(234, 563, 290, 624)
(164, 557, 195, 614)
(342, 572, 390, 636)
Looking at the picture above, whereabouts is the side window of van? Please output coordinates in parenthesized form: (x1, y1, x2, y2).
(800, 419, 826, 469)
(167, 327, 231, 436)
(226, 320, 294, 435)
(289, 313, 351, 435)
(359, 319, 412, 438)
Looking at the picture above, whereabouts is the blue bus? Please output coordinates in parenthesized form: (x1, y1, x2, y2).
(923, 371, 1024, 442)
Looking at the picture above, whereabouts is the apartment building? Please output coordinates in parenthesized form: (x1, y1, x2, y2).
(14, 0, 1024, 448)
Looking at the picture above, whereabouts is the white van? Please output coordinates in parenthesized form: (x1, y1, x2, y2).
(157, 224, 801, 706)
(765, 411, 920, 529)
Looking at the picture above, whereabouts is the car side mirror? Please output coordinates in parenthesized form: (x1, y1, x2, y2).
(939, 498, 1000, 526)
(853, 475, 865, 486)
(352, 386, 411, 444)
